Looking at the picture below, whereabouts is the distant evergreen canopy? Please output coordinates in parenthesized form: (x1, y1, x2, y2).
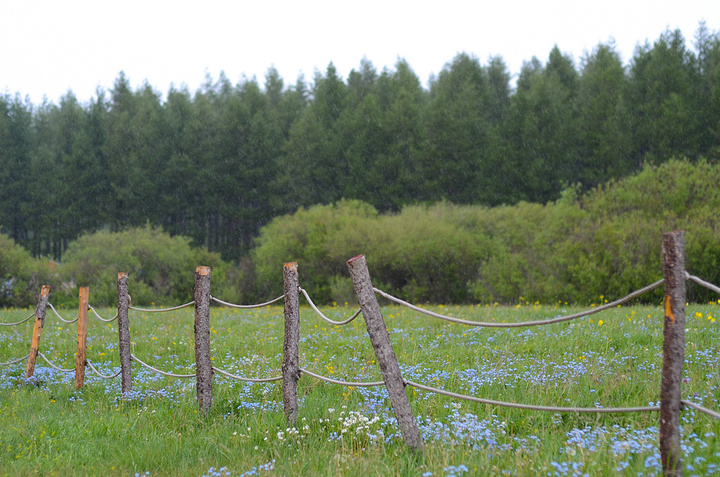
(1, 24, 719, 261)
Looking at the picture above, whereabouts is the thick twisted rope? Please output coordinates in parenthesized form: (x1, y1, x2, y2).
(682, 400, 720, 420)
(686, 273, 720, 296)
(211, 366, 282, 383)
(0, 312, 35, 326)
(299, 368, 385, 387)
(0, 354, 30, 366)
(129, 301, 195, 313)
(210, 294, 285, 309)
(405, 380, 659, 413)
(130, 354, 195, 378)
(374, 279, 665, 328)
(299, 287, 362, 325)
(37, 352, 75, 373)
(86, 360, 122, 379)
(88, 305, 118, 323)
(47, 303, 79, 323)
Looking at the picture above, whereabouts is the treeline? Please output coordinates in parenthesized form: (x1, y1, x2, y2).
(1, 159, 718, 307)
(1, 24, 719, 261)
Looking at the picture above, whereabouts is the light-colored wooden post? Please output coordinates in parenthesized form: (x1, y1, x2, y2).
(282, 262, 300, 424)
(26, 285, 51, 378)
(117, 272, 132, 394)
(347, 254, 424, 452)
(194, 266, 213, 415)
(660, 231, 686, 477)
(74, 286, 90, 389)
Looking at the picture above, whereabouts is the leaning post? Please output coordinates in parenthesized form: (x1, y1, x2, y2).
(660, 231, 686, 477)
(347, 254, 424, 452)
(26, 285, 51, 378)
(117, 272, 132, 394)
(194, 266, 213, 415)
(282, 261, 300, 424)
(74, 286, 90, 389)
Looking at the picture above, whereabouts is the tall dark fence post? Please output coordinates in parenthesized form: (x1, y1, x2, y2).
(117, 272, 132, 394)
(660, 231, 686, 476)
(194, 266, 213, 415)
(26, 285, 51, 378)
(282, 261, 300, 424)
(75, 286, 89, 390)
(347, 254, 424, 452)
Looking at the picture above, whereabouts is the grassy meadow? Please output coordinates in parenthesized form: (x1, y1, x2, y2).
(1, 297, 719, 476)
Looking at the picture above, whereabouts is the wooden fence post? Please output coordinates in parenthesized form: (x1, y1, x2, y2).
(347, 254, 424, 452)
(74, 286, 89, 390)
(194, 266, 213, 415)
(282, 262, 300, 424)
(26, 285, 51, 378)
(117, 272, 132, 394)
(660, 231, 686, 476)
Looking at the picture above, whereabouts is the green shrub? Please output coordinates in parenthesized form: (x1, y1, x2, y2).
(61, 226, 235, 306)
(0, 233, 59, 307)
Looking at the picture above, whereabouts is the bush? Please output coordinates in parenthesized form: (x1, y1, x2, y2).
(253, 158, 720, 305)
(0, 233, 59, 308)
(61, 226, 235, 306)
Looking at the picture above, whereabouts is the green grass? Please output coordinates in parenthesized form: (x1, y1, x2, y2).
(1, 298, 719, 476)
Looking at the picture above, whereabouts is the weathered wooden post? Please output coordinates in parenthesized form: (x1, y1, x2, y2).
(117, 272, 132, 394)
(660, 231, 686, 476)
(282, 261, 300, 424)
(347, 254, 424, 452)
(194, 266, 213, 415)
(26, 285, 51, 378)
(74, 286, 90, 389)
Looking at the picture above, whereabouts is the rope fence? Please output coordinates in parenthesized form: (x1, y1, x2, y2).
(687, 272, 720, 296)
(404, 379, 660, 414)
(299, 367, 384, 387)
(88, 305, 118, 323)
(374, 279, 665, 328)
(129, 301, 195, 313)
(130, 354, 195, 378)
(210, 294, 285, 309)
(37, 352, 75, 373)
(1, 230, 718, 472)
(212, 366, 283, 383)
(0, 312, 35, 326)
(86, 360, 122, 379)
(0, 354, 30, 366)
(47, 303, 78, 323)
(299, 287, 362, 325)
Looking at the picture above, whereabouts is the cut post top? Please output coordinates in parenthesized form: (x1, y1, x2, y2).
(347, 254, 365, 264)
(284, 261, 298, 271)
(40, 285, 50, 298)
(118, 272, 128, 279)
(196, 266, 211, 276)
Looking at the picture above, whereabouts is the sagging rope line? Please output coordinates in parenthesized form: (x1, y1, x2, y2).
(686, 272, 720, 296)
(0, 354, 30, 366)
(299, 367, 385, 387)
(212, 366, 282, 383)
(48, 303, 79, 323)
(299, 287, 362, 326)
(129, 301, 195, 313)
(88, 305, 118, 323)
(405, 380, 659, 414)
(86, 360, 122, 379)
(38, 352, 75, 373)
(375, 279, 665, 328)
(130, 354, 195, 378)
(681, 399, 720, 420)
(0, 312, 35, 326)
(210, 294, 285, 309)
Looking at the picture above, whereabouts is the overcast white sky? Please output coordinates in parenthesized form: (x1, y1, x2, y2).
(1, 0, 715, 105)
